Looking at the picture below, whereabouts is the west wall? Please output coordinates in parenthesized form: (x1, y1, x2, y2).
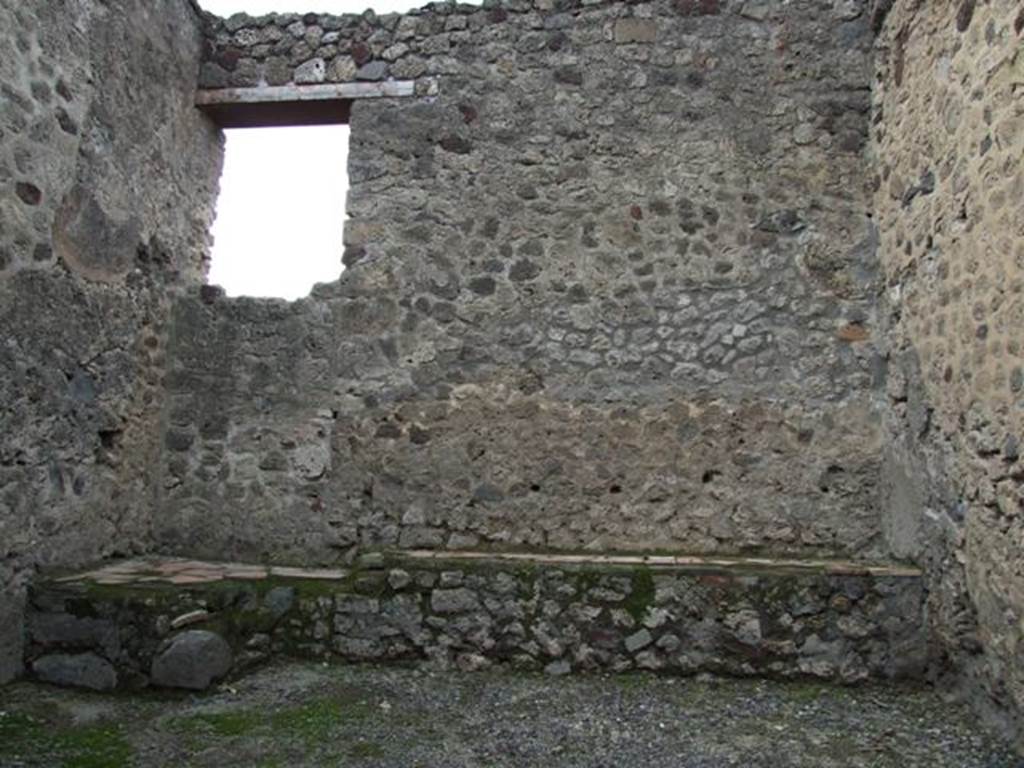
(872, 0, 1023, 744)
(0, 0, 222, 682)
(162, 0, 887, 565)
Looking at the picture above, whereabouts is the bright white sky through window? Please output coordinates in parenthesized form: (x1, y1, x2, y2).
(200, 0, 432, 300)
(208, 125, 348, 300)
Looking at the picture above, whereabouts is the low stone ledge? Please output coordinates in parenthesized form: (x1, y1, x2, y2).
(25, 552, 929, 691)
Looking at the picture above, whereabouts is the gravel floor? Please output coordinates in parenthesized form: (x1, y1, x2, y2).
(0, 661, 1019, 767)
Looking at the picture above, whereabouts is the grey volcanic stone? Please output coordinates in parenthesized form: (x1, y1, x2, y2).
(33, 653, 117, 691)
(431, 588, 480, 614)
(29, 612, 120, 657)
(151, 630, 233, 690)
(0, 577, 25, 684)
(264, 587, 295, 621)
(624, 629, 653, 652)
(388, 569, 412, 590)
(294, 57, 325, 83)
(544, 659, 571, 676)
(355, 60, 388, 81)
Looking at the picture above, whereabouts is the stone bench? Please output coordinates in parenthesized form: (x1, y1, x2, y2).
(24, 551, 927, 691)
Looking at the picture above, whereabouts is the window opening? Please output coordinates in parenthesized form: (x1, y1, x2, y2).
(207, 124, 349, 300)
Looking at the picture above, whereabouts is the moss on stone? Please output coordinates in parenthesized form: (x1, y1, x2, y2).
(78, 580, 180, 604)
(624, 568, 656, 624)
(575, 569, 601, 594)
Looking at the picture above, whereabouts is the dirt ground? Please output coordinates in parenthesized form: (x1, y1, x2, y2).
(0, 661, 1019, 768)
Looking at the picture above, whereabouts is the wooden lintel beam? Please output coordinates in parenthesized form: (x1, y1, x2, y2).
(195, 81, 417, 128)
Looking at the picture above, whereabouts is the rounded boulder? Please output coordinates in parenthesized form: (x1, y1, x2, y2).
(150, 630, 232, 690)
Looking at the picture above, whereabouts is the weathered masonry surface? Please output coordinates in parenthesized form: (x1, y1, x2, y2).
(0, 0, 1022, 753)
(0, 0, 222, 687)
(173, 0, 884, 564)
(871, 0, 1024, 746)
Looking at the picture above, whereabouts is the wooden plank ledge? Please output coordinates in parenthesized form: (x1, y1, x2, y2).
(49, 551, 922, 589)
(397, 549, 923, 578)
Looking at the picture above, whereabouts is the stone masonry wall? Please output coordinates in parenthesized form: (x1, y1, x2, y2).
(872, 0, 1024, 745)
(24, 556, 927, 691)
(0, 0, 223, 682)
(163, 0, 888, 565)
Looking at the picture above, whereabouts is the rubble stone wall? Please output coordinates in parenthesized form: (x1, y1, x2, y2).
(165, 0, 887, 564)
(24, 556, 928, 690)
(0, 0, 223, 682)
(871, 0, 1024, 745)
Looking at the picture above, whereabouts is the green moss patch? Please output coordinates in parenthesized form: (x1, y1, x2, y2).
(270, 696, 373, 744)
(0, 710, 132, 768)
(168, 693, 375, 750)
(171, 708, 265, 738)
(349, 740, 387, 759)
(53, 726, 133, 768)
(624, 568, 656, 623)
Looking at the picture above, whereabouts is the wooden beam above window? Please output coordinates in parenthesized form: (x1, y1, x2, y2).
(196, 81, 417, 128)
